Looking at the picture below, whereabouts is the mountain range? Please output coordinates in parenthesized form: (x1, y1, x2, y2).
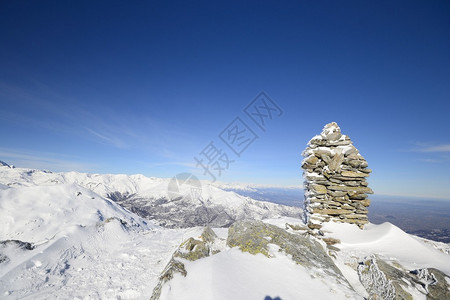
(0, 163, 449, 299)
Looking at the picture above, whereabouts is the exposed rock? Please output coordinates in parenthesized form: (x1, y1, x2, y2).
(0, 253, 9, 264)
(358, 256, 450, 300)
(173, 237, 210, 261)
(425, 268, 450, 300)
(302, 122, 373, 228)
(150, 259, 187, 300)
(0, 240, 35, 268)
(321, 237, 340, 246)
(358, 257, 396, 300)
(360, 199, 371, 207)
(341, 170, 369, 178)
(307, 223, 322, 230)
(312, 208, 354, 215)
(286, 223, 309, 231)
(309, 184, 328, 194)
(0, 160, 12, 168)
(327, 185, 373, 193)
(340, 218, 369, 225)
(226, 220, 350, 286)
(0, 240, 35, 250)
(150, 227, 220, 300)
(200, 226, 218, 243)
(328, 150, 344, 172)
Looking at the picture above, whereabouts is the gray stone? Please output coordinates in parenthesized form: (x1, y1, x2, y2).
(343, 214, 368, 219)
(302, 122, 372, 228)
(329, 151, 344, 172)
(328, 185, 373, 194)
(426, 268, 450, 300)
(227, 220, 353, 292)
(347, 159, 365, 168)
(328, 140, 352, 146)
(359, 257, 450, 300)
(312, 208, 354, 215)
(348, 192, 368, 200)
(309, 184, 328, 194)
(341, 170, 369, 178)
(151, 227, 220, 300)
(342, 145, 359, 156)
(328, 190, 347, 197)
(321, 122, 342, 141)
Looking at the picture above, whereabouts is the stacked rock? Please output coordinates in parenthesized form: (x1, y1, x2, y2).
(302, 122, 373, 228)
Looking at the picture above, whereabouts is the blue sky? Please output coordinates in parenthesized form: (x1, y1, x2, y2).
(1, 1, 449, 198)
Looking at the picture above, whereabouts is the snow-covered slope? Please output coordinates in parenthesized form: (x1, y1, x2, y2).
(0, 181, 196, 299)
(0, 160, 13, 168)
(158, 218, 450, 300)
(320, 221, 450, 298)
(0, 184, 148, 243)
(0, 180, 173, 299)
(0, 166, 303, 227)
(322, 222, 450, 274)
(160, 247, 357, 300)
(1, 162, 449, 299)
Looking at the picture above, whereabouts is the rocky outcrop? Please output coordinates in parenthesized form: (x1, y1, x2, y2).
(425, 268, 450, 300)
(0, 240, 35, 266)
(150, 227, 221, 300)
(0, 240, 35, 250)
(358, 256, 450, 300)
(227, 220, 353, 290)
(302, 122, 373, 228)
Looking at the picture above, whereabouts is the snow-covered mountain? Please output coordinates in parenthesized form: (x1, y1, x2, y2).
(1, 162, 449, 299)
(0, 160, 13, 168)
(0, 166, 302, 228)
(0, 167, 302, 227)
(0, 179, 186, 298)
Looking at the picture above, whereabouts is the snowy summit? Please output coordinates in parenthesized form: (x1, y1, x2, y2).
(0, 162, 449, 299)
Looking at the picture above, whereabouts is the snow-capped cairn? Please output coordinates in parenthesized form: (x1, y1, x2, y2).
(302, 122, 373, 228)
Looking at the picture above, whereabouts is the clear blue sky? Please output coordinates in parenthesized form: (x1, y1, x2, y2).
(1, 1, 449, 198)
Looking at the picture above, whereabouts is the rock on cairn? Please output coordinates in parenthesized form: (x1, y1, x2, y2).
(302, 122, 373, 228)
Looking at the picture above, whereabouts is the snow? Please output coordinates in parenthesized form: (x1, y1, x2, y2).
(0, 181, 198, 299)
(0, 160, 11, 168)
(1, 164, 449, 299)
(262, 216, 305, 228)
(0, 184, 150, 243)
(322, 221, 450, 275)
(0, 166, 297, 213)
(0, 225, 192, 299)
(160, 247, 358, 300)
(0, 166, 302, 229)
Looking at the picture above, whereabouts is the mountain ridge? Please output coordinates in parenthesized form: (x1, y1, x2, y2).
(1, 162, 449, 299)
(0, 164, 303, 228)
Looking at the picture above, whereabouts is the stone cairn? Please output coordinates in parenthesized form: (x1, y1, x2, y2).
(302, 122, 373, 228)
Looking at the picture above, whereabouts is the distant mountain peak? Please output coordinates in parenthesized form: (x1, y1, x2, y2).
(0, 160, 12, 168)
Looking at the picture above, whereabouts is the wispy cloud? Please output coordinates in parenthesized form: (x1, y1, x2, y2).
(85, 127, 129, 149)
(410, 143, 450, 164)
(419, 158, 441, 163)
(1, 80, 201, 156)
(0, 148, 95, 172)
(412, 143, 450, 153)
(416, 144, 450, 152)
